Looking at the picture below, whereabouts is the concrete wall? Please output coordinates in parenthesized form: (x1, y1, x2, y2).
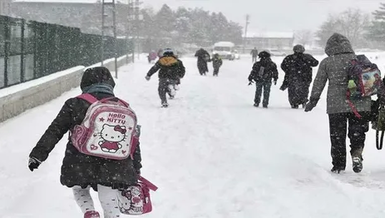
(0, 55, 131, 123)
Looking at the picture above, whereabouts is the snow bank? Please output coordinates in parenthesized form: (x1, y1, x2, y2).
(0, 55, 132, 123)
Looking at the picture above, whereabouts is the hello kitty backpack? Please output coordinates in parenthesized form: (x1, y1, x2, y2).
(117, 176, 158, 215)
(70, 93, 139, 160)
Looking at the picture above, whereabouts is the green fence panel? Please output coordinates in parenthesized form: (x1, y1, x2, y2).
(0, 15, 132, 89)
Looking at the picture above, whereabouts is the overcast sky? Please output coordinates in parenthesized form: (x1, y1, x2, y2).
(141, 0, 384, 33)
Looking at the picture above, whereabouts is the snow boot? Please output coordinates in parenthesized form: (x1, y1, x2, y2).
(352, 157, 363, 173)
(253, 103, 259, 107)
(351, 148, 363, 173)
(331, 166, 345, 174)
(84, 211, 100, 218)
(263, 104, 268, 108)
(161, 102, 169, 108)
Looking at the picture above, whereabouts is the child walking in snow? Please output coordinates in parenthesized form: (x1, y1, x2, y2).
(145, 48, 186, 108)
(212, 53, 223, 76)
(248, 51, 279, 108)
(28, 67, 142, 218)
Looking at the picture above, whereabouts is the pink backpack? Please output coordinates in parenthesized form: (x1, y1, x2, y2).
(70, 94, 138, 160)
(117, 176, 158, 215)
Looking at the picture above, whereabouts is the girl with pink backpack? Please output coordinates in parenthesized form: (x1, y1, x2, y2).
(28, 67, 143, 218)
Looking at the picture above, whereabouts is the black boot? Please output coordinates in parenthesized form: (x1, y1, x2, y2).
(331, 166, 345, 174)
(351, 148, 363, 173)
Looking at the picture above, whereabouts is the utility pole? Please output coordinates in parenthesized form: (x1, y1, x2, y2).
(126, 0, 133, 64)
(134, 0, 141, 60)
(101, 0, 118, 78)
(243, 14, 250, 54)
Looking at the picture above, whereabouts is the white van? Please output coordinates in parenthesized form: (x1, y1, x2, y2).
(212, 41, 235, 60)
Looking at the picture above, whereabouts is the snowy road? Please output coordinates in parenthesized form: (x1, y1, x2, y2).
(2, 54, 385, 217)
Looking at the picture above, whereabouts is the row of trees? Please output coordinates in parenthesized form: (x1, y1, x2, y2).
(139, 4, 243, 51)
(309, 3, 385, 49)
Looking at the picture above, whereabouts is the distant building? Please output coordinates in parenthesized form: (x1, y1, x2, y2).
(0, 0, 11, 15)
(243, 32, 294, 51)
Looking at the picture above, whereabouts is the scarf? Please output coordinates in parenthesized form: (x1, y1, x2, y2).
(82, 83, 114, 95)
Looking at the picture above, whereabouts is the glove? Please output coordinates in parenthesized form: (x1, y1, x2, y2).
(280, 85, 287, 91)
(248, 81, 254, 86)
(304, 98, 319, 112)
(28, 157, 42, 172)
(145, 76, 151, 81)
(274, 80, 277, 85)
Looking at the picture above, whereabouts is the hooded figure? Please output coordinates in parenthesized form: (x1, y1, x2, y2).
(248, 51, 279, 108)
(28, 67, 142, 218)
(280, 44, 319, 108)
(305, 33, 371, 174)
(146, 48, 186, 107)
(194, 48, 210, 75)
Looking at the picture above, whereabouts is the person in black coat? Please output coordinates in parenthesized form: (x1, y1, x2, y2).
(28, 67, 142, 218)
(248, 51, 279, 108)
(212, 53, 223, 76)
(250, 47, 259, 63)
(280, 44, 319, 108)
(146, 48, 186, 107)
(194, 48, 210, 75)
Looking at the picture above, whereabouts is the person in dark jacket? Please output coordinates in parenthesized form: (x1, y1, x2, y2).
(212, 53, 223, 76)
(146, 48, 186, 108)
(248, 51, 279, 108)
(250, 47, 259, 63)
(28, 67, 142, 218)
(280, 44, 319, 109)
(305, 33, 371, 174)
(194, 48, 210, 76)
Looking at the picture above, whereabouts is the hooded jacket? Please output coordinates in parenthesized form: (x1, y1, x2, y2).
(29, 67, 141, 189)
(147, 55, 185, 80)
(281, 53, 319, 88)
(309, 33, 371, 114)
(248, 51, 278, 83)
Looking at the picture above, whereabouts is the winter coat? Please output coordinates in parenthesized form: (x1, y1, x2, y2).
(195, 49, 210, 73)
(29, 67, 142, 190)
(212, 56, 223, 69)
(147, 55, 185, 80)
(248, 57, 278, 83)
(250, 49, 259, 57)
(195, 48, 210, 60)
(281, 53, 319, 88)
(309, 33, 371, 114)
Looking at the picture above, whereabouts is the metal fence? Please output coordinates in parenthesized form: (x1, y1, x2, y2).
(0, 15, 132, 89)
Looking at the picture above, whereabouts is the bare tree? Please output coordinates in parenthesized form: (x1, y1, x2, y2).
(316, 8, 370, 48)
(294, 30, 313, 47)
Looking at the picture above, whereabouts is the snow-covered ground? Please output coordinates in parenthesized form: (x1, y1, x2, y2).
(2, 53, 385, 218)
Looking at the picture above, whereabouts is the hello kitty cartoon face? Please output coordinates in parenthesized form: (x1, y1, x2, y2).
(130, 187, 143, 208)
(100, 124, 126, 143)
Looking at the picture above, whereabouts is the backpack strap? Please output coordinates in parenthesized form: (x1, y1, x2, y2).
(139, 176, 158, 191)
(346, 90, 362, 119)
(376, 130, 384, 150)
(77, 93, 98, 104)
